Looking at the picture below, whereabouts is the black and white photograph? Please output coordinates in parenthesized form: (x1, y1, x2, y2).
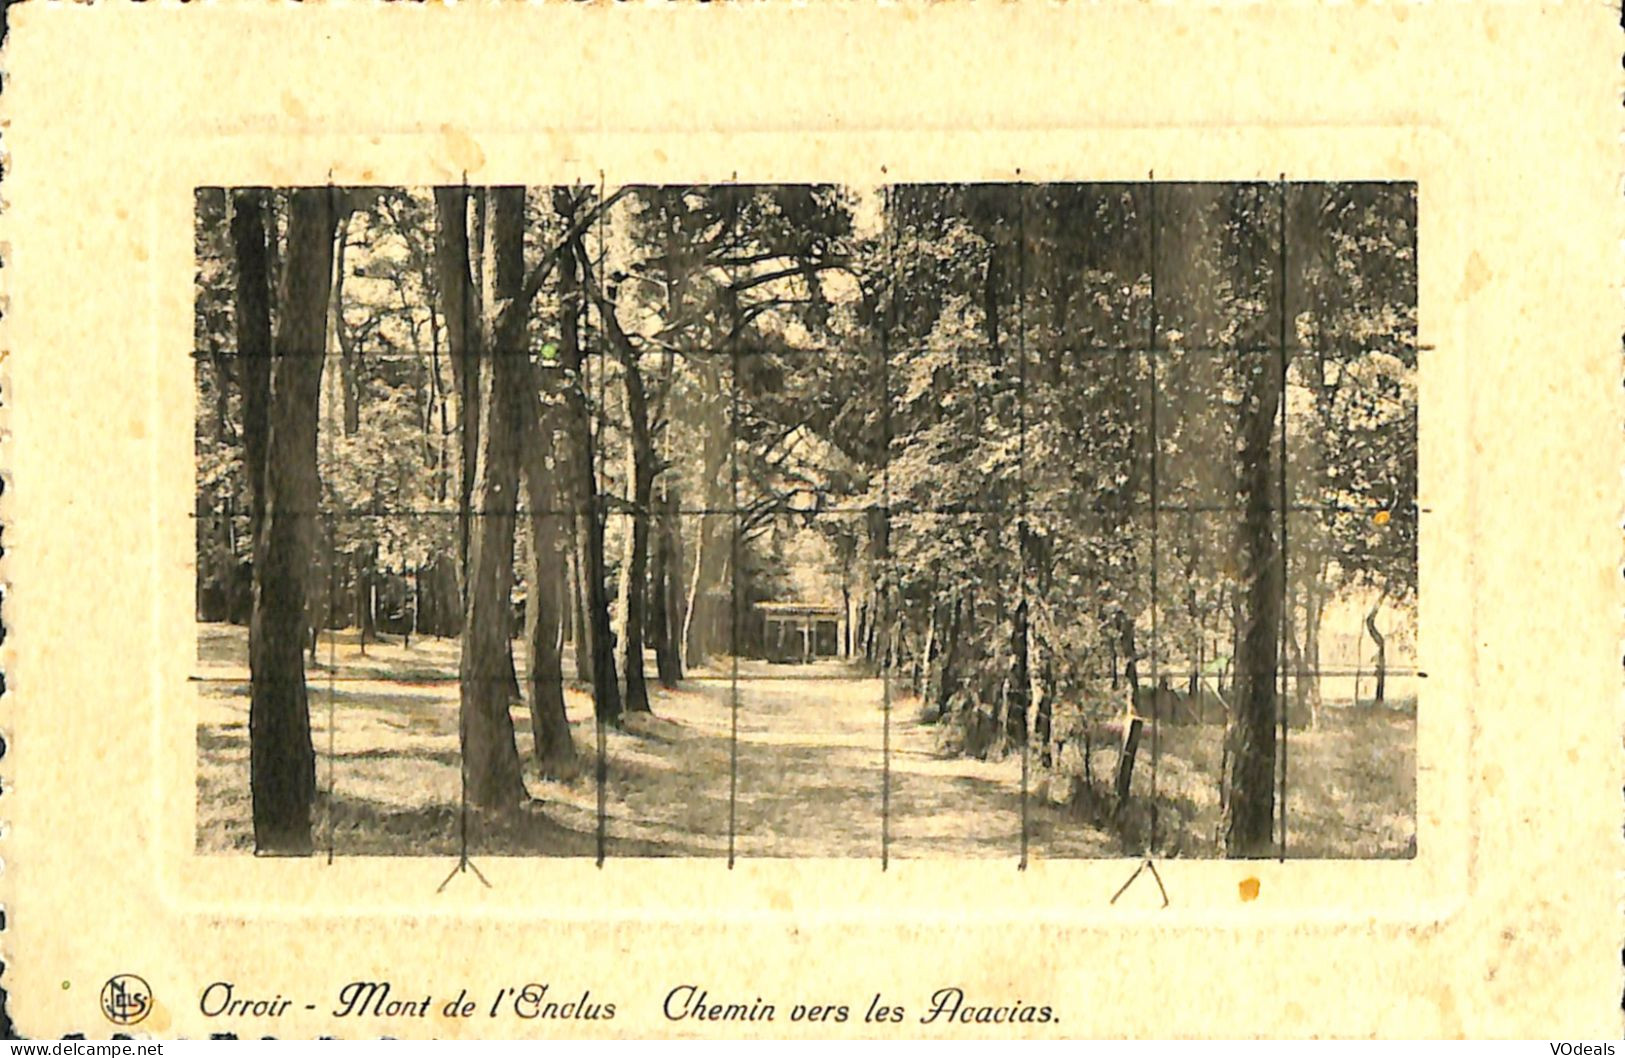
(192, 181, 1418, 861)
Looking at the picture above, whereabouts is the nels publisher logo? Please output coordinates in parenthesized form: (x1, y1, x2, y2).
(100, 974, 152, 1026)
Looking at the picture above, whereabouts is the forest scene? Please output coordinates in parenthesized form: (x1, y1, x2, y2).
(194, 182, 1417, 861)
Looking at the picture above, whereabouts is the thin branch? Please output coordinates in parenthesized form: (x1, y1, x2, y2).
(729, 256, 854, 295)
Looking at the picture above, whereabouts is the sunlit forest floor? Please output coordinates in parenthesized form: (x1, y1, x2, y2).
(1066, 707, 1417, 859)
(194, 623, 1115, 858)
(195, 624, 1413, 859)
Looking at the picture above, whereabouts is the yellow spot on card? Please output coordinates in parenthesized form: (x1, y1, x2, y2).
(145, 999, 173, 1033)
(1239, 877, 1261, 901)
(1372, 510, 1390, 526)
(440, 125, 487, 174)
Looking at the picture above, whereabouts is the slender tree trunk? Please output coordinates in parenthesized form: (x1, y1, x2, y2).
(919, 595, 938, 701)
(1365, 601, 1386, 705)
(1284, 586, 1304, 714)
(333, 213, 361, 436)
(577, 398, 621, 725)
(1036, 655, 1055, 768)
(841, 563, 853, 658)
(936, 593, 963, 719)
(452, 187, 527, 812)
(1113, 717, 1143, 813)
(1303, 580, 1323, 727)
(248, 188, 337, 854)
(1111, 610, 1143, 812)
(411, 567, 421, 642)
(355, 547, 376, 655)
(651, 484, 684, 687)
(1353, 615, 1364, 706)
(571, 546, 594, 684)
(1005, 593, 1030, 746)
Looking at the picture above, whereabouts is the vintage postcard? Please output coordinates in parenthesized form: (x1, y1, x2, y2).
(1, 2, 1619, 1039)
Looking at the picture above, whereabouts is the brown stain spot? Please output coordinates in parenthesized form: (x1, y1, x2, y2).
(1434, 985, 1462, 1036)
(653, 147, 668, 164)
(1481, 761, 1503, 795)
(1371, 509, 1391, 526)
(132, 243, 148, 263)
(280, 91, 309, 122)
(129, 416, 147, 440)
(440, 125, 487, 175)
(766, 887, 793, 912)
(1238, 877, 1261, 902)
(115, 207, 129, 221)
(1457, 251, 1491, 301)
(361, 169, 375, 183)
(144, 998, 173, 1033)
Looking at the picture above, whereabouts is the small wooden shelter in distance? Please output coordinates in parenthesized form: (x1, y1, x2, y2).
(754, 600, 846, 663)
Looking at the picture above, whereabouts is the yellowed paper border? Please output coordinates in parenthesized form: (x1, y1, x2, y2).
(3, 3, 1619, 1038)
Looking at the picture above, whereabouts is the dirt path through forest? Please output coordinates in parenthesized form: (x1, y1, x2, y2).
(534, 658, 1115, 860)
(196, 626, 1113, 858)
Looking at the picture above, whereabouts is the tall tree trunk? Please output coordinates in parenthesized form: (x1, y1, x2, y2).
(518, 390, 577, 778)
(1365, 600, 1386, 705)
(617, 383, 655, 715)
(570, 546, 594, 684)
(248, 188, 337, 854)
(1036, 655, 1055, 768)
(1005, 593, 1030, 746)
(328, 221, 378, 658)
(841, 562, 853, 658)
(452, 187, 527, 812)
(580, 249, 656, 714)
(553, 191, 621, 723)
(935, 593, 962, 719)
(651, 231, 688, 688)
(332, 213, 362, 437)
(919, 594, 938, 700)
(575, 419, 620, 723)
(1353, 613, 1364, 706)
(231, 190, 273, 546)
(681, 367, 731, 668)
(433, 188, 482, 593)
(1223, 358, 1284, 859)
(354, 546, 376, 656)
(1113, 611, 1143, 813)
(651, 484, 684, 687)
